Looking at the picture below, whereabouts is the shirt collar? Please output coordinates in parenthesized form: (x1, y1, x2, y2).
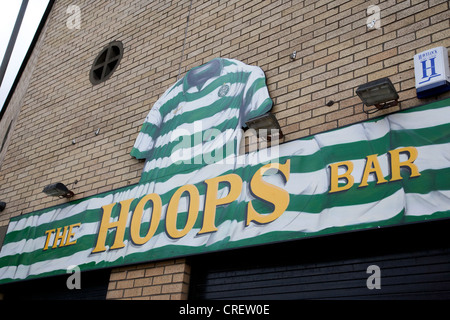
(183, 58, 223, 93)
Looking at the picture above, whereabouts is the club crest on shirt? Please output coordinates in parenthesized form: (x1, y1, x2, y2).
(218, 83, 230, 97)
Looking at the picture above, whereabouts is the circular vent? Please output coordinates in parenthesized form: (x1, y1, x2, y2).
(89, 41, 123, 85)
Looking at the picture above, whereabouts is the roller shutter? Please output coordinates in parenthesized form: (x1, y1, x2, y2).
(0, 268, 110, 300)
(189, 219, 450, 300)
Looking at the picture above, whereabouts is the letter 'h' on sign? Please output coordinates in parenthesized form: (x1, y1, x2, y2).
(420, 57, 440, 84)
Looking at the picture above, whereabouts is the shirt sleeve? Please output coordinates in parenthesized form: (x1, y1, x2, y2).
(242, 65, 273, 122)
(130, 103, 162, 160)
(131, 76, 184, 160)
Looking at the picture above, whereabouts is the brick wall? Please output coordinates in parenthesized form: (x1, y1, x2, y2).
(0, 2, 51, 211)
(106, 258, 190, 300)
(0, 0, 449, 299)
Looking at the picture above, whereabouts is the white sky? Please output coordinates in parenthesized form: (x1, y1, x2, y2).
(0, 0, 49, 113)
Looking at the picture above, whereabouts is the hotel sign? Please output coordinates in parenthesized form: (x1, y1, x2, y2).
(1, 59, 450, 283)
(414, 46, 450, 98)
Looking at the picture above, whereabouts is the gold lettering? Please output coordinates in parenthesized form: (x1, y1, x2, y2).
(388, 146, 421, 182)
(43, 229, 56, 250)
(92, 198, 133, 253)
(358, 154, 388, 188)
(200, 173, 243, 234)
(64, 223, 81, 246)
(166, 185, 200, 239)
(329, 160, 354, 193)
(52, 226, 68, 248)
(130, 193, 162, 245)
(246, 160, 291, 226)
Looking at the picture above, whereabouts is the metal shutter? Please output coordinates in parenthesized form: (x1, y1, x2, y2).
(189, 219, 450, 300)
(0, 268, 110, 300)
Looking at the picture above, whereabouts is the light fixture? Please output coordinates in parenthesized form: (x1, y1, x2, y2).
(42, 182, 75, 199)
(245, 113, 283, 141)
(356, 77, 399, 112)
(0, 201, 5, 212)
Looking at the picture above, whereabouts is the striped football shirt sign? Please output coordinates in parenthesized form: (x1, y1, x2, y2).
(131, 58, 273, 183)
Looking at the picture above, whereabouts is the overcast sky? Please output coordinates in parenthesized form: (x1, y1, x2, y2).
(0, 0, 50, 113)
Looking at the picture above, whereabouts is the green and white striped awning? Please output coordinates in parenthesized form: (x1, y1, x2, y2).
(0, 98, 449, 284)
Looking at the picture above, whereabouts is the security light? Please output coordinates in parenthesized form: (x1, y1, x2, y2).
(42, 183, 74, 199)
(356, 77, 399, 111)
(0, 201, 5, 212)
(245, 113, 283, 141)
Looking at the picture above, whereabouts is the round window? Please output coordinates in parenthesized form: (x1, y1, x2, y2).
(89, 41, 123, 85)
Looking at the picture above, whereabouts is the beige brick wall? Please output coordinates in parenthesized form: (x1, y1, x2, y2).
(0, 0, 449, 299)
(106, 258, 190, 300)
(0, 2, 52, 192)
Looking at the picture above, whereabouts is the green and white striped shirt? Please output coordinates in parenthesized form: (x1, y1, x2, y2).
(131, 58, 273, 183)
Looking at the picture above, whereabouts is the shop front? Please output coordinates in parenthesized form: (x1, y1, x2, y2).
(1, 80, 449, 299)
